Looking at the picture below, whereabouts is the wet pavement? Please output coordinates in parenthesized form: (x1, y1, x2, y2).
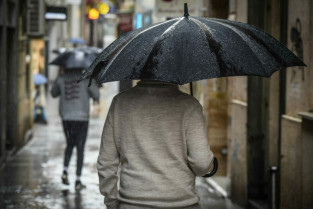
(0, 82, 240, 209)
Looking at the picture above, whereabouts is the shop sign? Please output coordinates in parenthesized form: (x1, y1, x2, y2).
(45, 6, 67, 21)
(118, 13, 133, 32)
(30, 39, 45, 74)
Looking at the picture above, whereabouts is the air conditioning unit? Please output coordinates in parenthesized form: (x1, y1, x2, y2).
(27, 0, 45, 37)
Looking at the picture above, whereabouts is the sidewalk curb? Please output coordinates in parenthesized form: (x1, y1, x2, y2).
(204, 178, 245, 209)
(204, 178, 228, 198)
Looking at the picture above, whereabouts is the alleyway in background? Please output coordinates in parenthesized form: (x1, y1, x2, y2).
(0, 83, 239, 209)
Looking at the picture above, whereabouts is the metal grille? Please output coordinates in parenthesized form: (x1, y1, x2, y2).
(27, 0, 44, 36)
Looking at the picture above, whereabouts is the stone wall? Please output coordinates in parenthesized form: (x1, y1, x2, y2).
(280, 115, 302, 209)
(229, 100, 248, 206)
(285, 0, 312, 117)
(280, 0, 313, 208)
(298, 113, 313, 209)
(207, 78, 228, 175)
(227, 0, 248, 206)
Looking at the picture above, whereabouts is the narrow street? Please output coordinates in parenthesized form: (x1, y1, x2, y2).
(0, 83, 239, 209)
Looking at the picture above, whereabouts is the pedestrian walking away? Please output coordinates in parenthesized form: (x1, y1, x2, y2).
(51, 69, 100, 191)
(97, 81, 214, 209)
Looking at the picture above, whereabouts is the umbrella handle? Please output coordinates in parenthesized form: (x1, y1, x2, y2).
(202, 157, 218, 178)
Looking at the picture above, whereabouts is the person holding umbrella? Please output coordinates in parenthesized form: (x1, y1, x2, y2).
(50, 48, 101, 190)
(79, 3, 304, 208)
(98, 80, 214, 209)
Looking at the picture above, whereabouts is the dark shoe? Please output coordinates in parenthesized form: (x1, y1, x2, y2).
(62, 171, 70, 185)
(75, 180, 86, 191)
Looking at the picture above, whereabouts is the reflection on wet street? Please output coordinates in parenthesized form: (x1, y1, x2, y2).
(0, 83, 239, 209)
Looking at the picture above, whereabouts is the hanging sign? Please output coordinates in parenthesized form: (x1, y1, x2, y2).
(45, 6, 67, 21)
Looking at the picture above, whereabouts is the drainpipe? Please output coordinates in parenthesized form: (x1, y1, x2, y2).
(269, 166, 278, 209)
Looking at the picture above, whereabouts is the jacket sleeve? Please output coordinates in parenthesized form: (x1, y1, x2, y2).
(88, 79, 100, 101)
(185, 103, 214, 176)
(50, 78, 60, 98)
(97, 97, 120, 209)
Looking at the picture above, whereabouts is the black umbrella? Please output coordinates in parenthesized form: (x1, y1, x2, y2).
(50, 47, 102, 69)
(79, 4, 305, 85)
(79, 3, 305, 178)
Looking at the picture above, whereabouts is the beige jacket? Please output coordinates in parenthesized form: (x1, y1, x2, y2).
(97, 81, 214, 209)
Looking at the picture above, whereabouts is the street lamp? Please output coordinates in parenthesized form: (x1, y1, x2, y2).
(87, 2, 111, 46)
(88, 8, 99, 20)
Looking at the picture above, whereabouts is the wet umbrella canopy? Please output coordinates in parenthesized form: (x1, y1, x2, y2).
(50, 47, 102, 69)
(79, 4, 305, 85)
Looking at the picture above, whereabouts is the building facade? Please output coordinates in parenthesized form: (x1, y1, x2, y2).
(0, 0, 74, 164)
(0, 0, 33, 163)
(225, 0, 313, 208)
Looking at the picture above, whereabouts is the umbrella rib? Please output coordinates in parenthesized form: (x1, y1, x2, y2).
(96, 18, 180, 81)
(201, 18, 273, 76)
(139, 17, 186, 80)
(211, 18, 288, 70)
(190, 17, 238, 77)
(224, 18, 305, 68)
(79, 19, 179, 82)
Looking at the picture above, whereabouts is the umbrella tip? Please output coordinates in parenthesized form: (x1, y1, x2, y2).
(184, 3, 189, 17)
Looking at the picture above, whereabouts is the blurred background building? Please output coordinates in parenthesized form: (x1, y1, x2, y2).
(0, 0, 312, 208)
